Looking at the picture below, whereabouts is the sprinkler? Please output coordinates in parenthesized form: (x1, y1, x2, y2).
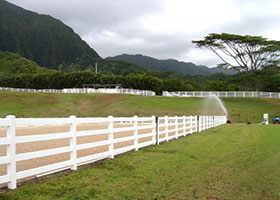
(261, 113, 269, 125)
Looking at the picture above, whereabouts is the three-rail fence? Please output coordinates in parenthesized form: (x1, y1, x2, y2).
(0, 115, 226, 189)
(163, 91, 280, 98)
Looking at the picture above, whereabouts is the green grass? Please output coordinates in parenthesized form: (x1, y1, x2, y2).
(0, 90, 280, 123)
(1, 125, 279, 199)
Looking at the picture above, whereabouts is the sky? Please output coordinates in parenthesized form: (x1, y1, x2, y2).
(7, 0, 280, 67)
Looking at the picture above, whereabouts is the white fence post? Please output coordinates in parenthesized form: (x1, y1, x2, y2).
(108, 116, 114, 159)
(189, 116, 192, 135)
(70, 115, 77, 170)
(175, 116, 178, 139)
(7, 115, 16, 189)
(198, 116, 201, 133)
(201, 116, 204, 131)
(194, 116, 197, 133)
(203, 116, 206, 131)
(207, 116, 209, 129)
(183, 115, 186, 136)
(165, 116, 169, 142)
(133, 116, 139, 151)
(156, 117, 160, 145)
(152, 116, 156, 145)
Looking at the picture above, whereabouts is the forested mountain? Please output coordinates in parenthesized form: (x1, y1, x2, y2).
(0, 0, 238, 81)
(107, 54, 234, 75)
(0, 0, 100, 70)
(0, 51, 54, 74)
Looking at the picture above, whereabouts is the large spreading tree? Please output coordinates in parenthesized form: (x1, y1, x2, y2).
(192, 33, 280, 73)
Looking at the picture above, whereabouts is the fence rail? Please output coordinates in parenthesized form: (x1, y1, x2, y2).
(0, 87, 156, 96)
(0, 115, 227, 189)
(163, 91, 280, 98)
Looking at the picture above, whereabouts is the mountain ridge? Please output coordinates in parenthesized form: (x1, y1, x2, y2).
(107, 54, 234, 75)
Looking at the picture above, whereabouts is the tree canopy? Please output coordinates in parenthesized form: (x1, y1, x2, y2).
(192, 33, 280, 73)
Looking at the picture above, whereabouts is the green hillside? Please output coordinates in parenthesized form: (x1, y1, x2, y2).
(0, 51, 54, 74)
(0, 0, 100, 69)
(0, 90, 279, 123)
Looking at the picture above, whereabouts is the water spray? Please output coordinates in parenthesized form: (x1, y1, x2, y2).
(209, 94, 228, 117)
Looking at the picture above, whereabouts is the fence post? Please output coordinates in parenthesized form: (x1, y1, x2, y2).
(205, 116, 207, 130)
(207, 116, 209, 129)
(175, 116, 178, 139)
(7, 115, 16, 189)
(165, 116, 169, 142)
(189, 116, 192, 135)
(70, 115, 77, 170)
(152, 116, 156, 145)
(198, 116, 201, 133)
(133, 116, 139, 151)
(156, 117, 160, 145)
(204, 116, 206, 131)
(194, 116, 197, 133)
(108, 116, 114, 159)
(201, 116, 203, 131)
(183, 115, 186, 136)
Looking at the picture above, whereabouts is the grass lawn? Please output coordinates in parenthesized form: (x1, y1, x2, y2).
(1, 125, 279, 199)
(0, 90, 280, 123)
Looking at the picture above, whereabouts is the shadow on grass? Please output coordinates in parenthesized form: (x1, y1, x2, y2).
(142, 149, 178, 154)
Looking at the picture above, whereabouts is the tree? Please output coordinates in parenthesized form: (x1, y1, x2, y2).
(192, 33, 280, 73)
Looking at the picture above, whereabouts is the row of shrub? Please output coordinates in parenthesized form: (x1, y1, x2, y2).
(0, 66, 279, 93)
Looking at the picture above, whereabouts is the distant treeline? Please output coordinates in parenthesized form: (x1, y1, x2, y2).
(0, 66, 279, 93)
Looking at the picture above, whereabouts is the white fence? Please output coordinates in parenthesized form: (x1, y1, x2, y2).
(0, 87, 156, 96)
(0, 115, 227, 189)
(163, 91, 280, 98)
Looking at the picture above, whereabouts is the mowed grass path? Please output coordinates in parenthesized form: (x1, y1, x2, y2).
(0, 90, 280, 123)
(1, 125, 279, 200)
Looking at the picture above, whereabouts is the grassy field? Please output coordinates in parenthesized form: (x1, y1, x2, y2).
(0, 90, 280, 123)
(1, 125, 279, 199)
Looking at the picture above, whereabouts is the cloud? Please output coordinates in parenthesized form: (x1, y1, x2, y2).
(7, 0, 280, 67)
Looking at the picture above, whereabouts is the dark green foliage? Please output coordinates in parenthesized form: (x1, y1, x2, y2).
(107, 54, 234, 75)
(0, 51, 54, 74)
(0, 0, 100, 69)
(193, 33, 280, 72)
(1, 66, 279, 92)
(201, 81, 238, 91)
(0, 71, 163, 93)
(229, 66, 280, 91)
(161, 78, 187, 91)
(98, 59, 148, 76)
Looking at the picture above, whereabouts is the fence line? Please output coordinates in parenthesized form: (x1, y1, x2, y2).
(163, 91, 280, 98)
(0, 115, 227, 189)
(1, 87, 280, 98)
(0, 87, 156, 96)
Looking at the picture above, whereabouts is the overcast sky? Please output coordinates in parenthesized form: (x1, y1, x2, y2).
(7, 0, 280, 67)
